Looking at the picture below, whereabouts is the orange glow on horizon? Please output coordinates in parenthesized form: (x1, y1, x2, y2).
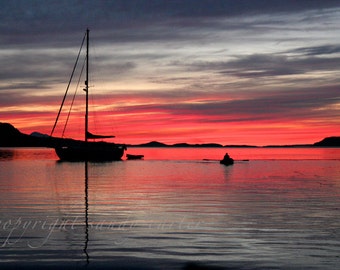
(2, 107, 338, 146)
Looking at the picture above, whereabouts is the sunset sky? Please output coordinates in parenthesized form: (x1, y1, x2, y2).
(1, 0, 339, 146)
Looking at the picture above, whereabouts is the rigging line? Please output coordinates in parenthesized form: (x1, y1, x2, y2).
(62, 56, 86, 138)
(50, 31, 87, 137)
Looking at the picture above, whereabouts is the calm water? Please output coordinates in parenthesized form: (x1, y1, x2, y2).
(0, 147, 340, 269)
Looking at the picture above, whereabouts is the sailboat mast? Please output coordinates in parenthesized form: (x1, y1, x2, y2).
(85, 28, 89, 142)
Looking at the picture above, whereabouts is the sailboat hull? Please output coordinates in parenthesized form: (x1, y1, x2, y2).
(55, 142, 126, 161)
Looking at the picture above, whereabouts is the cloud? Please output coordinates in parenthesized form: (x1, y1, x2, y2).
(0, 50, 70, 82)
(288, 45, 340, 56)
(180, 52, 340, 81)
(0, 89, 58, 107)
(2, 0, 340, 47)
(105, 84, 340, 123)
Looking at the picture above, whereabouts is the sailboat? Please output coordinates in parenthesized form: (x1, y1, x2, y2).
(51, 29, 126, 161)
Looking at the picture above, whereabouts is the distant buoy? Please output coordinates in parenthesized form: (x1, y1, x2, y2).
(220, 153, 234, 166)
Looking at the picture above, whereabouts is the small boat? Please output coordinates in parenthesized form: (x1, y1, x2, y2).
(126, 154, 144, 160)
(220, 153, 234, 166)
(51, 29, 126, 161)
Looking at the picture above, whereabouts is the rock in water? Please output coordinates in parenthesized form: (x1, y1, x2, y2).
(220, 153, 234, 166)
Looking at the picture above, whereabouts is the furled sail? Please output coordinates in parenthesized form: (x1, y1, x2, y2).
(86, 131, 115, 139)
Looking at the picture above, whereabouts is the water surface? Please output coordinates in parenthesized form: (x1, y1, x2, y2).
(0, 147, 339, 269)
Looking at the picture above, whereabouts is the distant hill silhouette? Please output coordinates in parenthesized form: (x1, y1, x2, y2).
(1, 122, 339, 148)
(131, 142, 225, 147)
(0, 122, 81, 147)
(131, 141, 168, 147)
(0, 122, 45, 147)
(30, 131, 50, 138)
(127, 141, 256, 148)
(313, 137, 340, 147)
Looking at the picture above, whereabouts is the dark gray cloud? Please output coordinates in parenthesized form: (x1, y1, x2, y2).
(289, 45, 340, 56)
(1, 0, 340, 47)
(0, 51, 72, 81)
(181, 52, 340, 80)
(226, 54, 340, 78)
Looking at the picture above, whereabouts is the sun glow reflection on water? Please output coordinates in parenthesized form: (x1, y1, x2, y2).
(0, 148, 340, 269)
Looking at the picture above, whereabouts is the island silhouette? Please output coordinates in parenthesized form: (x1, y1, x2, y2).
(1, 122, 339, 148)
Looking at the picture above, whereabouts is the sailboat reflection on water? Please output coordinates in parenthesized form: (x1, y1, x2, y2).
(84, 161, 89, 265)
